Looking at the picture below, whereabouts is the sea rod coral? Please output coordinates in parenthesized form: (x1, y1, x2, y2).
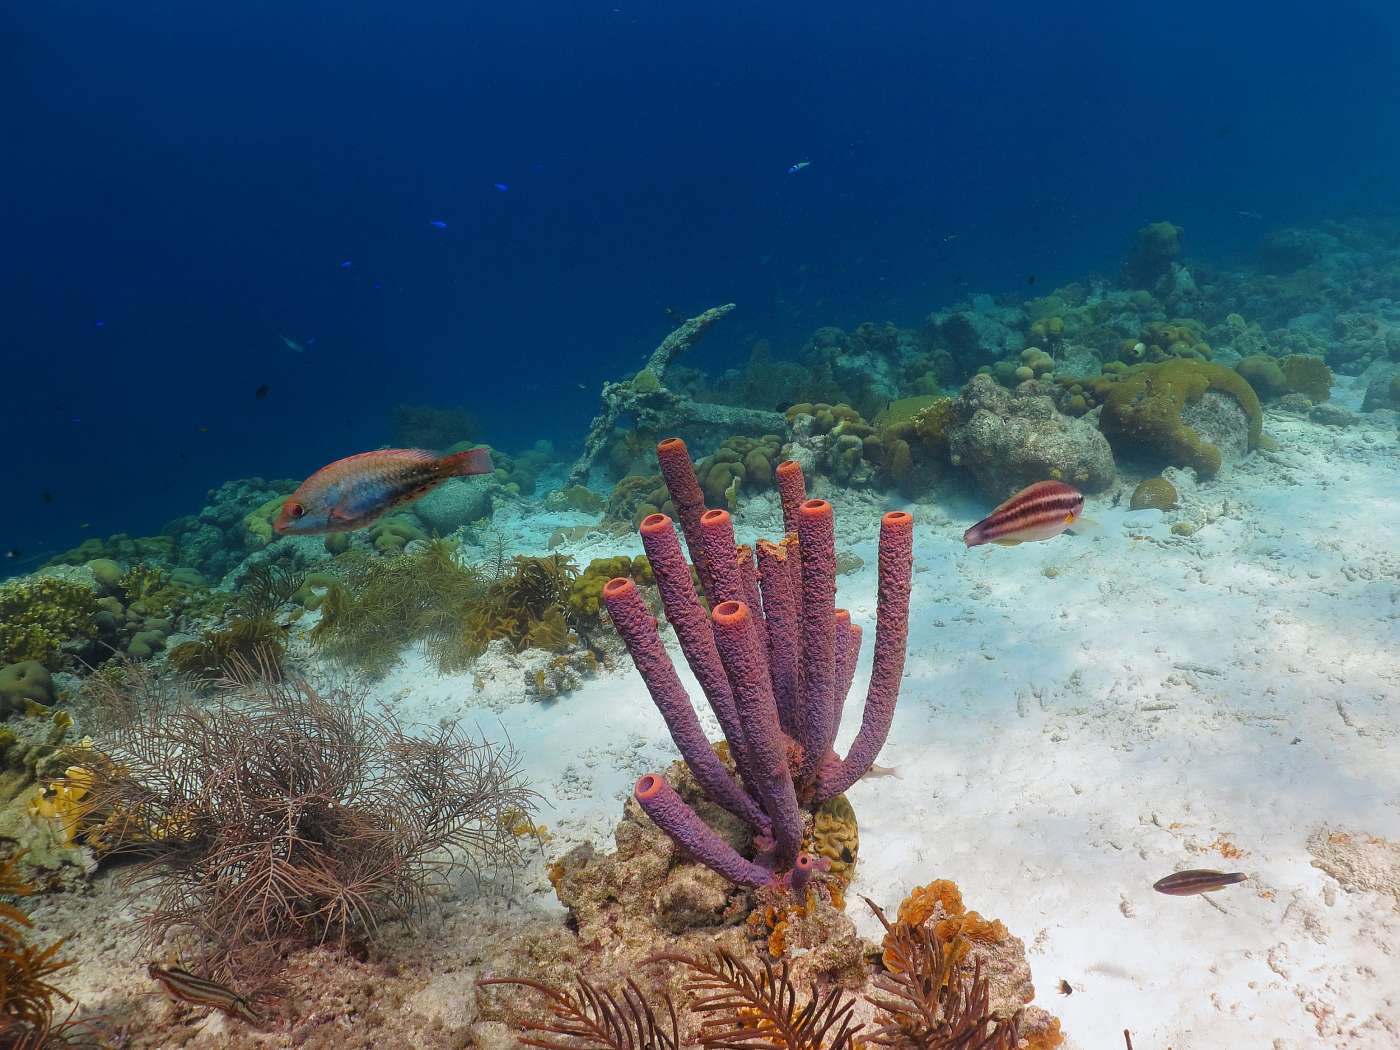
(601, 439, 913, 888)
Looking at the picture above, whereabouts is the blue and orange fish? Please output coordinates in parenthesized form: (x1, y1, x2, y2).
(274, 447, 494, 536)
(964, 480, 1086, 547)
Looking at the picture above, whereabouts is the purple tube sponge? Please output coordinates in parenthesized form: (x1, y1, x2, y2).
(606, 445, 915, 890)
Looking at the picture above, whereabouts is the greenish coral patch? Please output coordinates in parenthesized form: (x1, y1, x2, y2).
(0, 577, 100, 669)
(1093, 360, 1262, 479)
(1279, 355, 1332, 402)
(1129, 477, 1179, 510)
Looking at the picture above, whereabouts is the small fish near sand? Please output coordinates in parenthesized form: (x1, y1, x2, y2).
(964, 480, 1087, 547)
(1152, 869, 1247, 896)
(274, 447, 494, 536)
(148, 962, 262, 1025)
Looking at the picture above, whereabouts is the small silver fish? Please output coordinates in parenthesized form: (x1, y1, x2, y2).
(1152, 869, 1247, 896)
(861, 763, 900, 780)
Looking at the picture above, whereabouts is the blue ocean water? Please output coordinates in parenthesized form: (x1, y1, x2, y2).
(3, 0, 1398, 562)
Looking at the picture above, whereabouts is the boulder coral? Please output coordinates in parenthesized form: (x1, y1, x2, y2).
(947, 375, 1115, 499)
(1278, 354, 1333, 402)
(1092, 359, 1262, 478)
(1129, 477, 1178, 511)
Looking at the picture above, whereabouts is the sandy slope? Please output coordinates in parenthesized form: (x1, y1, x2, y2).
(32, 385, 1399, 1048)
(415, 389, 1398, 1048)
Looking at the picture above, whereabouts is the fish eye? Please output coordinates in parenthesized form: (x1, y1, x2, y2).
(287, 502, 305, 518)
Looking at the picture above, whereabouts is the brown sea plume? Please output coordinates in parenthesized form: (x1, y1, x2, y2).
(67, 671, 538, 984)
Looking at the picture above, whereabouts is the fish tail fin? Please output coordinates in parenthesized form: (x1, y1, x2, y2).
(439, 447, 494, 477)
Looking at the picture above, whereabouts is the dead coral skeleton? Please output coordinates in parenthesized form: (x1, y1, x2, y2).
(567, 304, 786, 486)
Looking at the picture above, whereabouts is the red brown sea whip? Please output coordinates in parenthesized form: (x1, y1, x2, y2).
(602, 441, 914, 887)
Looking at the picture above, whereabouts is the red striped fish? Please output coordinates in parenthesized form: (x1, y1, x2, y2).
(964, 480, 1085, 547)
(273, 447, 494, 536)
(148, 962, 263, 1025)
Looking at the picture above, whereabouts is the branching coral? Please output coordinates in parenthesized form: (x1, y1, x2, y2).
(68, 674, 536, 983)
(0, 578, 99, 670)
(0, 851, 76, 1041)
(308, 534, 592, 676)
(864, 898, 1021, 1050)
(168, 615, 288, 681)
(484, 897, 1025, 1050)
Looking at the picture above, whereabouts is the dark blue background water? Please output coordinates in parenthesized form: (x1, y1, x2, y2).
(3, 0, 1397, 565)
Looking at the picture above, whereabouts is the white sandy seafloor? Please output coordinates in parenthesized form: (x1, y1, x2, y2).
(340, 379, 1397, 1049)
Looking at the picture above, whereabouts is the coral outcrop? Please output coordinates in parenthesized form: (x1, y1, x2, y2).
(1092, 359, 1262, 478)
(947, 375, 1115, 498)
(568, 305, 786, 485)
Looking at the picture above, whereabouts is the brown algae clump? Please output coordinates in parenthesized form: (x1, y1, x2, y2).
(1130, 477, 1178, 510)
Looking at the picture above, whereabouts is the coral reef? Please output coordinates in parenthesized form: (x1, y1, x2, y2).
(0, 702, 94, 886)
(947, 375, 1115, 498)
(693, 434, 785, 509)
(1278, 354, 1333, 403)
(568, 305, 786, 485)
(312, 540, 588, 677)
(390, 402, 478, 449)
(0, 576, 100, 671)
(1123, 221, 1182, 291)
(70, 674, 536, 983)
(868, 396, 954, 497)
(602, 443, 913, 890)
(1092, 360, 1262, 478)
(482, 884, 1058, 1050)
(783, 403, 878, 485)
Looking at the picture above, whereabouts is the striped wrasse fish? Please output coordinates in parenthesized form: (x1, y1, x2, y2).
(147, 962, 263, 1025)
(273, 446, 494, 536)
(1152, 869, 1248, 896)
(964, 480, 1087, 547)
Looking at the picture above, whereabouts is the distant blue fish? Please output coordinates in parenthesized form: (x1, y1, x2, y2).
(493, 182, 509, 192)
(340, 260, 352, 269)
(94, 320, 106, 328)
(787, 160, 810, 174)
(429, 219, 448, 229)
